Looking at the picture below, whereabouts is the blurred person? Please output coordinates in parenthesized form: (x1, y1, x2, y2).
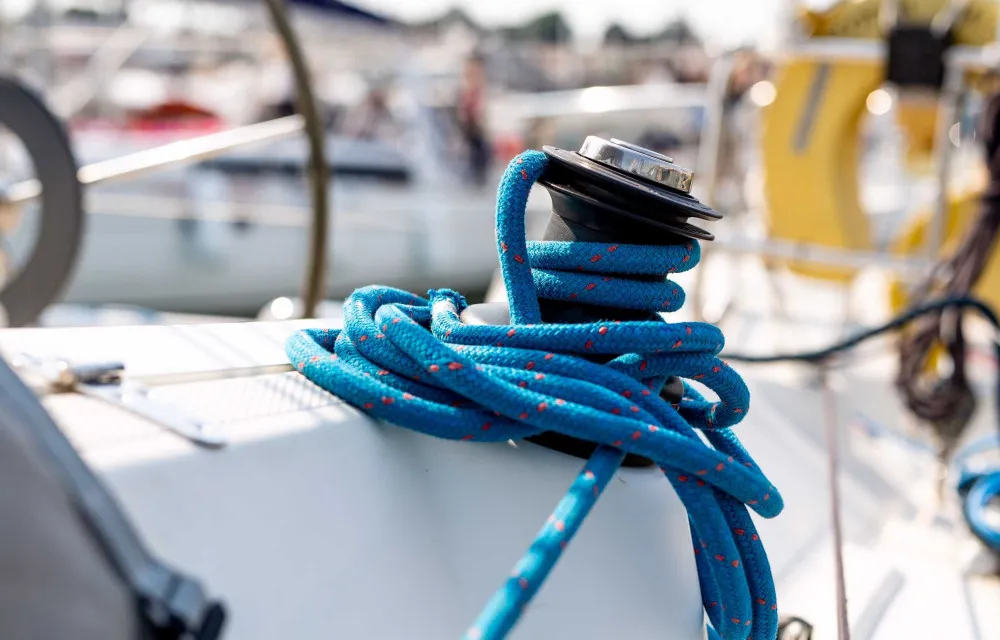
(341, 84, 402, 141)
(526, 116, 557, 151)
(672, 46, 710, 84)
(635, 61, 676, 85)
(456, 52, 491, 186)
(714, 50, 768, 214)
(257, 44, 296, 120)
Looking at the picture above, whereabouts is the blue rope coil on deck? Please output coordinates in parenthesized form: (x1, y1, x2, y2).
(287, 150, 784, 640)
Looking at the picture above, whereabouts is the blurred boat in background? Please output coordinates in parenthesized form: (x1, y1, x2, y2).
(0, 0, 710, 317)
(57, 119, 505, 316)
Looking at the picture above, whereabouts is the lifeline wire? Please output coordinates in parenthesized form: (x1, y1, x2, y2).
(288, 150, 783, 640)
(819, 370, 850, 640)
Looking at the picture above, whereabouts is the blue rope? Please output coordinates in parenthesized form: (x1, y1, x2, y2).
(955, 434, 1000, 552)
(287, 150, 783, 640)
(963, 472, 1000, 550)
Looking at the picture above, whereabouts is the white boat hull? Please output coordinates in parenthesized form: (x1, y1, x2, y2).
(0, 321, 705, 639)
(1, 315, 997, 639)
(52, 175, 535, 315)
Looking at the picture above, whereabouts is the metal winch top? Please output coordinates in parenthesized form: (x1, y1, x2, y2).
(578, 136, 694, 194)
(538, 136, 718, 246)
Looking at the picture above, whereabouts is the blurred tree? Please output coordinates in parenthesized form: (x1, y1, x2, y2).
(503, 11, 573, 44)
(602, 17, 701, 47)
(412, 7, 484, 35)
(603, 23, 636, 45)
(652, 17, 701, 46)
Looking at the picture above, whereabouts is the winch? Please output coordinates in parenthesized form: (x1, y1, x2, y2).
(288, 136, 781, 640)
(461, 136, 720, 467)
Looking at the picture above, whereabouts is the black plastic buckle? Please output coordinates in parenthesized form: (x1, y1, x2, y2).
(0, 356, 227, 640)
(140, 572, 226, 640)
(885, 24, 954, 90)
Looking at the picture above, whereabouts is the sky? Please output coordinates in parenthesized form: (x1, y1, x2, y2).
(1, 0, 839, 48)
(351, 0, 803, 48)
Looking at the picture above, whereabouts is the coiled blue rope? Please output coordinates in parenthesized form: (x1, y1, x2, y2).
(287, 150, 783, 640)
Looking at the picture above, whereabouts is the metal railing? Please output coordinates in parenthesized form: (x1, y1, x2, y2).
(4, 15, 999, 321)
(1, 115, 305, 211)
(47, 22, 149, 119)
(0, 0, 330, 321)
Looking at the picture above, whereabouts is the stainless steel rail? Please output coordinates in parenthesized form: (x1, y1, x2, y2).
(1, 0, 330, 323)
(262, 0, 329, 319)
(0, 115, 305, 212)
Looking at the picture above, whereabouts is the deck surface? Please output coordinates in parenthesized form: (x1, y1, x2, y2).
(1, 255, 998, 639)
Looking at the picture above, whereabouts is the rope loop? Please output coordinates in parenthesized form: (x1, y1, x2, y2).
(288, 150, 783, 640)
(955, 434, 1000, 552)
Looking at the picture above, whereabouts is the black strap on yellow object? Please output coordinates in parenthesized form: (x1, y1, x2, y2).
(884, 0, 968, 92)
(0, 355, 226, 640)
(885, 23, 954, 91)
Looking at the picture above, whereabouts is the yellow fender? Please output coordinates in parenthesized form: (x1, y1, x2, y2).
(763, 0, 998, 283)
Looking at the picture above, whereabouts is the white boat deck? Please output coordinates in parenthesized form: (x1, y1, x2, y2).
(0, 319, 708, 639)
(0, 253, 997, 639)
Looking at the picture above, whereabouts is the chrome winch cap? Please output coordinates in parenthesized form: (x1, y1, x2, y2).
(577, 136, 693, 194)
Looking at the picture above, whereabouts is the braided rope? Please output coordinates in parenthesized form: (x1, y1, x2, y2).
(955, 434, 1000, 552)
(287, 150, 783, 640)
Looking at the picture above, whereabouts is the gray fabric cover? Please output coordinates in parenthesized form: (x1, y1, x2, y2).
(0, 414, 137, 639)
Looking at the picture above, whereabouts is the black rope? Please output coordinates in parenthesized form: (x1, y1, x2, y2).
(894, 90, 1000, 440)
(721, 296, 1000, 446)
(722, 296, 999, 365)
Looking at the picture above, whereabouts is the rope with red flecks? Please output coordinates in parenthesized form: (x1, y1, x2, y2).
(287, 150, 783, 640)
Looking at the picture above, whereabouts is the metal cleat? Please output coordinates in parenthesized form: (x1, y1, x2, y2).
(10, 353, 226, 449)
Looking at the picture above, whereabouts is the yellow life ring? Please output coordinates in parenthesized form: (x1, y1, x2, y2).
(801, 0, 999, 163)
(761, 58, 879, 282)
(762, 0, 999, 285)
